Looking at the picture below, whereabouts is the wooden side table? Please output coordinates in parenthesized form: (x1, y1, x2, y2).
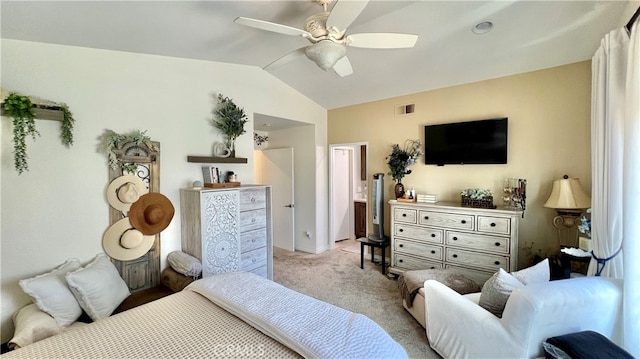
(560, 247, 591, 278)
(357, 236, 390, 275)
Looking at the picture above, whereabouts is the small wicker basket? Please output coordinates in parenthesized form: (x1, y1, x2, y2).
(461, 195, 496, 209)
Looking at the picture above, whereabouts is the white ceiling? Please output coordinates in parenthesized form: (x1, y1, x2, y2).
(1, 1, 637, 110)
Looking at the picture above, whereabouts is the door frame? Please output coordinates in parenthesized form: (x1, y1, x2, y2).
(328, 142, 369, 250)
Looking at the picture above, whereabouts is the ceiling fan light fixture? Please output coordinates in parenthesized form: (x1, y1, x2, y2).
(472, 21, 494, 35)
(304, 41, 347, 70)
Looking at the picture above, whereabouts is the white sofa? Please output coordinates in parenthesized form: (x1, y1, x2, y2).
(424, 276, 623, 359)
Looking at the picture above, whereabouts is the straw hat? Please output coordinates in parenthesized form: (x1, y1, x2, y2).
(106, 175, 147, 212)
(102, 218, 155, 261)
(128, 193, 175, 235)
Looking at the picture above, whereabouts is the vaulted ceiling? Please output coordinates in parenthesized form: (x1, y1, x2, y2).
(1, 1, 637, 109)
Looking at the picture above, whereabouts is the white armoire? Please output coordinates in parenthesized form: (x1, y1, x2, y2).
(180, 185, 273, 279)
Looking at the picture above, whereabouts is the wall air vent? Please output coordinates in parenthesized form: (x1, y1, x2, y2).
(395, 103, 415, 117)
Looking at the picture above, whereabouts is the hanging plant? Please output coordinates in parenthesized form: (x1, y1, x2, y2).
(2, 91, 76, 175)
(210, 94, 248, 155)
(4, 93, 39, 175)
(99, 129, 156, 173)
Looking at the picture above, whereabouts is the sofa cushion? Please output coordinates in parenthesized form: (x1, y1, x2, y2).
(478, 268, 524, 317)
(512, 258, 550, 285)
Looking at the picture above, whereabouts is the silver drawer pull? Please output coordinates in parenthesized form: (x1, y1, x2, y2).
(494, 242, 500, 246)
(452, 254, 458, 258)
(494, 261, 500, 265)
(251, 197, 256, 202)
(490, 222, 496, 227)
(252, 258, 256, 263)
(252, 218, 256, 223)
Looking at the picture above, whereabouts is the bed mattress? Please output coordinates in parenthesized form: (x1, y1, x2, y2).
(2, 290, 300, 358)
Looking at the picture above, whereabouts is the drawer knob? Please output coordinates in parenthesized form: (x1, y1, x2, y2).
(399, 229, 404, 232)
(430, 233, 436, 238)
(399, 244, 404, 248)
(402, 213, 407, 217)
(430, 250, 436, 254)
(452, 237, 458, 241)
(399, 259, 404, 263)
(494, 242, 500, 246)
(251, 197, 256, 202)
(252, 218, 256, 223)
(490, 222, 496, 227)
(252, 239, 256, 242)
(430, 266, 436, 269)
(424, 216, 429, 220)
(452, 254, 458, 258)
(461, 220, 466, 224)
(494, 261, 500, 265)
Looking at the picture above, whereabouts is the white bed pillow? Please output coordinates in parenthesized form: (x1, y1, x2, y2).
(511, 258, 550, 285)
(18, 258, 83, 326)
(65, 253, 130, 321)
(9, 303, 61, 350)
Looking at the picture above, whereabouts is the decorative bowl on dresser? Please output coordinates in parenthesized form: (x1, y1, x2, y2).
(388, 200, 522, 284)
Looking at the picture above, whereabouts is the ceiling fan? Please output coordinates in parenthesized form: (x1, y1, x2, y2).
(234, 0, 418, 77)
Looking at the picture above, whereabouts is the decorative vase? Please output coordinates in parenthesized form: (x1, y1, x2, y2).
(394, 181, 405, 199)
(225, 138, 236, 158)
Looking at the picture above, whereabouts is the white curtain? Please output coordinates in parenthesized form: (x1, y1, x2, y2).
(590, 20, 640, 356)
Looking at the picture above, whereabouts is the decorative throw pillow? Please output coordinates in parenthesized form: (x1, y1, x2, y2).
(478, 268, 524, 317)
(65, 253, 130, 321)
(18, 258, 83, 326)
(167, 251, 202, 278)
(8, 303, 61, 350)
(512, 258, 550, 285)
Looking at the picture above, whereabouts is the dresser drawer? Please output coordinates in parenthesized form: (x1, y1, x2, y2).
(445, 248, 509, 271)
(395, 239, 443, 261)
(240, 228, 267, 253)
(477, 216, 511, 235)
(241, 247, 267, 271)
(419, 210, 474, 230)
(394, 224, 443, 244)
(249, 265, 267, 278)
(240, 188, 266, 211)
(394, 208, 417, 224)
(394, 253, 442, 271)
(445, 231, 510, 254)
(239, 209, 266, 232)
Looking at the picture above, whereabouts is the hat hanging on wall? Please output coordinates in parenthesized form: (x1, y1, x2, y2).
(128, 193, 175, 235)
(106, 175, 148, 212)
(103, 217, 155, 261)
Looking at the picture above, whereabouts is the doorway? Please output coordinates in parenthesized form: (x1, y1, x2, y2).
(329, 142, 368, 250)
(261, 148, 295, 251)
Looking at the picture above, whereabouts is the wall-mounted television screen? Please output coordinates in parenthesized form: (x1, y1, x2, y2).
(424, 117, 508, 166)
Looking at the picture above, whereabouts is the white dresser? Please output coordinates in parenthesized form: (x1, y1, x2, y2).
(389, 200, 522, 284)
(180, 186, 273, 279)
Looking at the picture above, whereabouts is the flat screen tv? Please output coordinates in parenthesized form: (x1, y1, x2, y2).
(424, 117, 508, 166)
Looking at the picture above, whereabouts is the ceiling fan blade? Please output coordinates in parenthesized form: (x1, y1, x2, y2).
(326, 0, 369, 31)
(263, 47, 307, 71)
(346, 33, 418, 48)
(333, 56, 353, 77)
(234, 17, 310, 38)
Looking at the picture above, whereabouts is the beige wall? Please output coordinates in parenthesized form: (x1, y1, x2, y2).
(328, 61, 592, 267)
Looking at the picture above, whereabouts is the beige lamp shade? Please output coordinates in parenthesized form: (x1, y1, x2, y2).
(543, 177, 591, 209)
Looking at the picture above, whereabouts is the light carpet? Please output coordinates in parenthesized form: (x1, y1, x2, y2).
(273, 240, 440, 359)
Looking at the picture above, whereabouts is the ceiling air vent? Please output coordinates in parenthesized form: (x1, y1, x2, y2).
(395, 103, 415, 117)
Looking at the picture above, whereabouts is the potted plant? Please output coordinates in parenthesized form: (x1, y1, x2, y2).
(100, 129, 156, 173)
(386, 139, 422, 198)
(210, 94, 248, 157)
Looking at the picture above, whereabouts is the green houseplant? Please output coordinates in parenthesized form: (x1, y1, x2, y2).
(100, 129, 156, 173)
(386, 139, 423, 198)
(210, 94, 248, 157)
(3, 92, 75, 175)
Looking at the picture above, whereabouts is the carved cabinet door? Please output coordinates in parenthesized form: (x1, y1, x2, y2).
(108, 141, 161, 292)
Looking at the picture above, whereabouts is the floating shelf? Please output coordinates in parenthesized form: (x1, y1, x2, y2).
(187, 156, 248, 164)
(0, 107, 64, 121)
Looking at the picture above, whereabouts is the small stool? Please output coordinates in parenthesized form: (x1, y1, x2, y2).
(357, 236, 390, 275)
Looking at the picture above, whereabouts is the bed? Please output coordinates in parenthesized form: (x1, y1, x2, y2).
(3, 271, 406, 358)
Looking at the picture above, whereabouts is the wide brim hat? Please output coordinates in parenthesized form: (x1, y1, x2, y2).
(103, 217, 155, 261)
(106, 175, 148, 212)
(129, 193, 175, 235)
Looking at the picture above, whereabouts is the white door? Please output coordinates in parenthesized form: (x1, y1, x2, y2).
(332, 148, 351, 242)
(261, 148, 295, 251)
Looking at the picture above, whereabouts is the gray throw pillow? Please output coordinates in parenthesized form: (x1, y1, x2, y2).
(478, 268, 524, 317)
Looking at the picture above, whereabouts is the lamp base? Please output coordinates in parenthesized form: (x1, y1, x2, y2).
(552, 208, 585, 248)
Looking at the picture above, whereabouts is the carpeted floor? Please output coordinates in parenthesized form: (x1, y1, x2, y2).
(273, 239, 441, 359)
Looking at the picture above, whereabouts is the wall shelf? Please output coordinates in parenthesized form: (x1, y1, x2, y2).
(0, 107, 64, 121)
(187, 155, 248, 164)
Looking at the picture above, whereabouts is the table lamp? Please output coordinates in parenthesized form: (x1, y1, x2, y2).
(543, 175, 591, 245)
